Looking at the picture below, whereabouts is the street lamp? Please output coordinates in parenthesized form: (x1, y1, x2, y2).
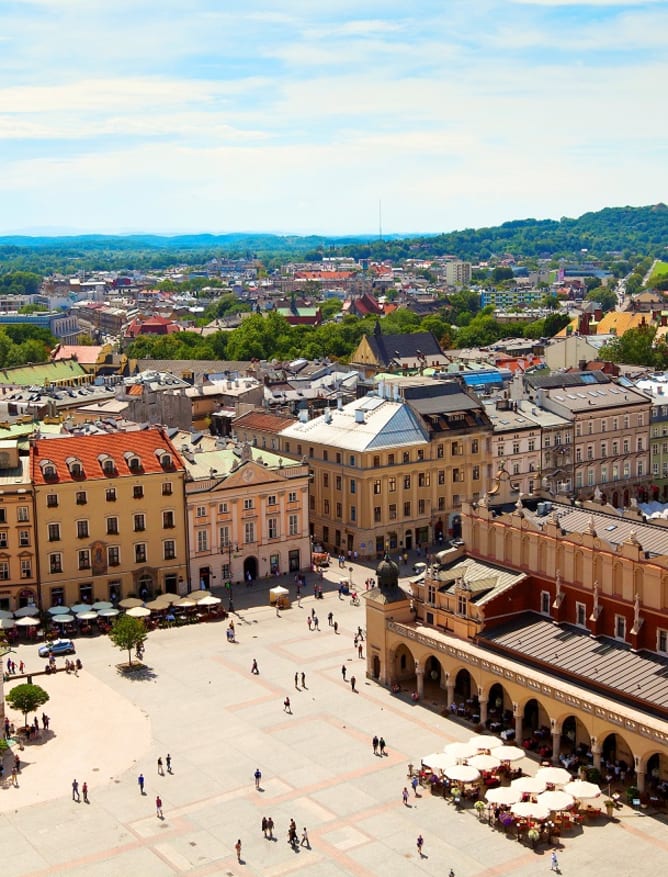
(349, 566, 353, 588)
(222, 542, 238, 611)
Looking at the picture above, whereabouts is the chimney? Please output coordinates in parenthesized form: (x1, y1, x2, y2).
(324, 409, 332, 423)
(354, 409, 365, 424)
(594, 309, 602, 321)
(298, 409, 309, 423)
(578, 360, 587, 371)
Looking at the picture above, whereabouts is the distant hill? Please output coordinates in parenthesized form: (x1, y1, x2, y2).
(0, 204, 666, 270)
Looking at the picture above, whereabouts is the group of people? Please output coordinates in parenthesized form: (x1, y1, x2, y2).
(5, 658, 24, 675)
(372, 735, 387, 756)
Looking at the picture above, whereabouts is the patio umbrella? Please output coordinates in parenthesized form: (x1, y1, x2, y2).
(126, 606, 150, 618)
(469, 734, 502, 751)
(0, 617, 16, 629)
(494, 745, 526, 762)
(468, 753, 501, 771)
(485, 785, 522, 805)
(511, 776, 547, 795)
(14, 605, 39, 617)
(76, 610, 98, 621)
(15, 616, 39, 626)
(563, 780, 601, 799)
(119, 597, 143, 609)
(98, 608, 120, 617)
(444, 741, 479, 760)
(54, 614, 75, 623)
(0, 609, 14, 619)
(174, 598, 196, 609)
(154, 594, 176, 606)
(71, 603, 91, 614)
(48, 605, 71, 615)
(536, 766, 573, 786)
(444, 764, 480, 784)
(510, 801, 551, 821)
(92, 601, 113, 611)
(421, 752, 457, 772)
(146, 599, 167, 611)
(198, 595, 221, 606)
(191, 590, 212, 601)
(538, 790, 575, 811)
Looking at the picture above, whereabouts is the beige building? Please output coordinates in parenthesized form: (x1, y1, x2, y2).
(31, 429, 189, 607)
(0, 441, 38, 612)
(182, 437, 311, 591)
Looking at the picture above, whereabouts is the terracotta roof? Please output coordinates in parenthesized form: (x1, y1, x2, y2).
(52, 345, 105, 364)
(233, 411, 297, 432)
(30, 428, 184, 485)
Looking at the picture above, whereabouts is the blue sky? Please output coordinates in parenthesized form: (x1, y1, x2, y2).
(0, 0, 666, 236)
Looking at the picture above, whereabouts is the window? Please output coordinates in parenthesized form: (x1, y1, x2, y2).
(403, 476, 411, 490)
(657, 629, 668, 654)
(0, 561, 7, 580)
(106, 488, 117, 502)
(163, 540, 176, 561)
(349, 455, 356, 467)
(134, 514, 145, 532)
(267, 495, 277, 506)
(623, 415, 629, 429)
(219, 501, 228, 514)
(17, 506, 29, 522)
(614, 614, 626, 641)
(587, 445, 593, 460)
(19, 530, 30, 547)
(48, 523, 60, 542)
(528, 439, 535, 452)
(349, 479, 356, 494)
(601, 442, 607, 458)
(513, 442, 520, 455)
(601, 465, 608, 483)
(403, 501, 411, 517)
(102, 459, 115, 476)
(196, 505, 206, 518)
(323, 450, 328, 461)
(373, 455, 380, 467)
(418, 499, 426, 515)
(388, 477, 396, 492)
(268, 517, 278, 539)
(638, 461, 644, 476)
(350, 505, 356, 522)
(323, 473, 329, 488)
(47, 494, 58, 508)
(472, 465, 480, 481)
(197, 530, 208, 552)
(108, 546, 120, 566)
(135, 544, 147, 564)
(403, 452, 410, 464)
(575, 602, 587, 627)
(335, 452, 341, 464)
(374, 506, 381, 523)
(0, 532, 6, 549)
(335, 475, 342, 490)
(544, 435, 551, 448)
(437, 444, 444, 459)
(322, 526, 329, 544)
(453, 469, 463, 483)
(637, 413, 644, 427)
(418, 473, 430, 488)
(288, 491, 297, 503)
(540, 591, 551, 615)
(389, 504, 397, 520)
(388, 453, 395, 465)
(471, 439, 479, 454)
(335, 502, 342, 518)
(576, 448, 582, 463)
(612, 418, 618, 431)
(289, 514, 298, 536)
(575, 424, 581, 437)
(296, 444, 302, 456)
(244, 521, 255, 543)
(323, 499, 330, 515)
(623, 439, 629, 453)
(162, 511, 174, 529)
(417, 449, 424, 461)
(513, 463, 520, 475)
(438, 497, 445, 511)
(457, 594, 467, 615)
(438, 470, 445, 485)
(373, 480, 381, 495)
(243, 498, 254, 510)
(588, 469, 595, 486)
(76, 491, 87, 505)
(497, 444, 504, 458)
(49, 554, 62, 574)
(162, 482, 173, 496)
(78, 550, 91, 570)
(219, 525, 230, 547)
(637, 437, 644, 451)
(132, 486, 143, 499)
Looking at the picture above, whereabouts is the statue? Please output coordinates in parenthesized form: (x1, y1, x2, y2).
(634, 592, 641, 628)
(555, 570, 561, 599)
(593, 581, 599, 613)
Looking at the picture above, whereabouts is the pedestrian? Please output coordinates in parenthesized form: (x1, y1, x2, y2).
(82, 781, 89, 803)
(166, 753, 172, 774)
(333, 621, 339, 634)
(372, 735, 379, 755)
(11, 766, 18, 787)
(276, 602, 281, 617)
(19, 660, 25, 674)
(449, 870, 455, 877)
(284, 696, 292, 713)
(307, 616, 312, 631)
(267, 816, 274, 839)
(379, 736, 386, 755)
(402, 787, 409, 806)
(301, 671, 306, 688)
(412, 775, 419, 796)
(297, 593, 302, 607)
(328, 611, 334, 625)
(300, 826, 310, 848)
(254, 768, 262, 789)
(14, 754, 20, 773)
(72, 779, 80, 802)
(350, 675, 356, 692)
(156, 795, 163, 819)
(251, 658, 259, 674)
(262, 816, 268, 838)
(3, 717, 9, 738)
(357, 626, 364, 641)
(138, 773, 145, 794)
(341, 664, 347, 681)
(358, 643, 363, 658)
(157, 757, 164, 775)
(313, 615, 319, 630)
(338, 585, 343, 600)
(311, 607, 315, 618)
(417, 834, 424, 857)
(295, 671, 299, 689)
(551, 851, 559, 872)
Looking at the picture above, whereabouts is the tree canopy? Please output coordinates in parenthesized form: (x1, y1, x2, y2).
(5, 682, 49, 728)
(108, 614, 147, 667)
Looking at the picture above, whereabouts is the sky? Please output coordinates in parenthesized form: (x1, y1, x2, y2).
(0, 0, 666, 236)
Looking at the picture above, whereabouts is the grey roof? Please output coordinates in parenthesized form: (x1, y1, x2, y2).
(365, 331, 444, 367)
(526, 371, 610, 390)
(479, 614, 668, 718)
(434, 556, 526, 605)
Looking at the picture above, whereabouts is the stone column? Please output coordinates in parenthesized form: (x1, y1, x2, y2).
(591, 741, 602, 771)
(513, 704, 523, 742)
(478, 697, 488, 726)
(635, 756, 645, 793)
(446, 681, 455, 709)
(552, 731, 561, 764)
(415, 662, 424, 699)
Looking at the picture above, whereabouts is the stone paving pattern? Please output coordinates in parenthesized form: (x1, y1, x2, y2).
(2, 563, 666, 876)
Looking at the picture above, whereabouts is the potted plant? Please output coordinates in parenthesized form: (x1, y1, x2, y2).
(626, 785, 640, 805)
(474, 800, 486, 820)
(604, 799, 615, 818)
(527, 828, 540, 849)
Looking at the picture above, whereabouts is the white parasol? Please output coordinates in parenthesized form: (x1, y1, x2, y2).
(511, 775, 547, 795)
(71, 603, 91, 614)
(485, 785, 522, 805)
(198, 595, 222, 606)
(469, 734, 502, 751)
(535, 766, 573, 786)
(15, 616, 39, 626)
(0, 617, 16, 629)
(563, 780, 601, 799)
(119, 597, 143, 609)
(48, 605, 71, 615)
(538, 789, 575, 811)
(98, 608, 120, 617)
(174, 598, 197, 609)
(76, 610, 98, 621)
(421, 752, 457, 772)
(444, 741, 479, 760)
(494, 745, 526, 762)
(510, 801, 551, 821)
(468, 753, 501, 771)
(126, 606, 150, 618)
(444, 764, 480, 784)
(54, 614, 75, 623)
(14, 605, 39, 617)
(92, 601, 113, 610)
(0, 609, 14, 619)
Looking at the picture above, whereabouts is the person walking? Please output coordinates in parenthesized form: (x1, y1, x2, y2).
(328, 611, 334, 626)
(254, 768, 262, 790)
(551, 851, 559, 872)
(262, 816, 268, 838)
(301, 671, 306, 688)
(379, 736, 386, 755)
(72, 779, 80, 802)
(358, 642, 364, 658)
(372, 735, 379, 755)
(341, 664, 347, 681)
(11, 766, 18, 787)
(157, 757, 164, 775)
(417, 834, 424, 857)
(402, 787, 409, 806)
(284, 696, 292, 714)
(307, 616, 312, 631)
(166, 754, 172, 774)
(350, 675, 357, 692)
(156, 795, 163, 819)
(82, 781, 89, 803)
(412, 775, 420, 796)
(300, 826, 310, 848)
(267, 816, 274, 839)
(333, 621, 339, 634)
(235, 839, 242, 862)
(251, 658, 259, 674)
(138, 773, 145, 795)
(313, 615, 319, 630)
(295, 671, 300, 689)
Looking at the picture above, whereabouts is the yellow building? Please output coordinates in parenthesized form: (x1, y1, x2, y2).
(0, 441, 38, 612)
(31, 428, 189, 607)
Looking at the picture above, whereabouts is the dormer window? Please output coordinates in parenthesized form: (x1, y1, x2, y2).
(124, 451, 142, 472)
(40, 460, 57, 480)
(155, 448, 173, 469)
(98, 454, 116, 476)
(65, 456, 84, 478)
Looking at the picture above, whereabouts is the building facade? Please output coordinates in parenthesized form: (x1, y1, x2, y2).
(0, 441, 38, 612)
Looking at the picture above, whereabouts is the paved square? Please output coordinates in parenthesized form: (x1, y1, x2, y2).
(2, 570, 666, 876)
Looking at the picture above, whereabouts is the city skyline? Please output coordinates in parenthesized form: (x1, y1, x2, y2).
(1, 0, 666, 236)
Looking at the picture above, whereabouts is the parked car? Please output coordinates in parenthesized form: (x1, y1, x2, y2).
(38, 639, 76, 658)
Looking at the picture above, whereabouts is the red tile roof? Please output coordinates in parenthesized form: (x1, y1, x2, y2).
(30, 428, 184, 485)
(233, 411, 297, 432)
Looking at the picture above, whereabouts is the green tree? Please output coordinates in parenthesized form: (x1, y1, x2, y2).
(5, 682, 50, 729)
(600, 325, 661, 367)
(586, 287, 616, 312)
(108, 615, 147, 667)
